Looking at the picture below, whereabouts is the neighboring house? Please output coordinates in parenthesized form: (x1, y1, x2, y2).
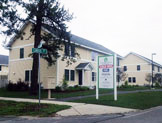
(120, 52, 162, 86)
(6, 21, 121, 89)
(0, 54, 9, 87)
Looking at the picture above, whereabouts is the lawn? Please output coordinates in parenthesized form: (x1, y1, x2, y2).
(0, 100, 70, 117)
(69, 91, 162, 110)
(0, 86, 158, 99)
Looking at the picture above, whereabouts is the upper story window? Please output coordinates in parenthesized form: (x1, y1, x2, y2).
(91, 52, 98, 61)
(158, 67, 160, 72)
(65, 43, 75, 57)
(137, 65, 140, 71)
(20, 48, 24, 59)
(152, 65, 155, 71)
(124, 66, 127, 71)
(0, 65, 1, 71)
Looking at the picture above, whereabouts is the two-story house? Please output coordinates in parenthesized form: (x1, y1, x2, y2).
(120, 52, 162, 86)
(6, 21, 121, 89)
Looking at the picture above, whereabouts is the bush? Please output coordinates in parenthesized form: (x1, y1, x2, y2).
(155, 82, 161, 88)
(6, 79, 29, 91)
(61, 77, 68, 91)
(55, 86, 62, 92)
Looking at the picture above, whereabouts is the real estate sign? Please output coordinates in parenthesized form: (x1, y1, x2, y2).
(98, 55, 114, 89)
(96, 54, 117, 100)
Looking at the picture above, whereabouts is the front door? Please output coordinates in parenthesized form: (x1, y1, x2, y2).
(78, 70, 82, 85)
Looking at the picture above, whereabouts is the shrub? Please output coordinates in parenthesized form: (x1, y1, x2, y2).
(61, 77, 68, 91)
(6, 79, 29, 91)
(55, 86, 62, 92)
(155, 82, 161, 88)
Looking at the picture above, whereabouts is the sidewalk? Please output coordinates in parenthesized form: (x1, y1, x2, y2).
(0, 97, 137, 116)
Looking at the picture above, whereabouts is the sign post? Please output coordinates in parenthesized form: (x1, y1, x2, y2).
(32, 47, 47, 106)
(96, 54, 117, 101)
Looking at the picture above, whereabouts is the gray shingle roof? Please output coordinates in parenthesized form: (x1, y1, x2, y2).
(6, 21, 122, 58)
(70, 34, 115, 55)
(0, 54, 8, 65)
(76, 63, 90, 69)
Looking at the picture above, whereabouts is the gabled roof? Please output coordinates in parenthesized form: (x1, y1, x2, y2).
(6, 21, 122, 58)
(0, 54, 8, 65)
(126, 52, 162, 67)
(76, 62, 93, 70)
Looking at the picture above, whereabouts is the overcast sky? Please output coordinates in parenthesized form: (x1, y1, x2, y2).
(1, 0, 162, 64)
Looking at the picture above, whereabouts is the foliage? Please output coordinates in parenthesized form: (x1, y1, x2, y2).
(0, 100, 70, 117)
(61, 76, 68, 91)
(7, 79, 29, 91)
(120, 81, 139, 88)
(117, 68, 128, 85)
(0, 0, 76, 95)
(145, 73, 162, 86)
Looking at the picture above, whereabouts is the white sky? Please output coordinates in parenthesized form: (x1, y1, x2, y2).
(1, 0, 162, 64)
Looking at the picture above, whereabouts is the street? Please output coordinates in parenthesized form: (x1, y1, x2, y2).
(0, 106, 162, 123)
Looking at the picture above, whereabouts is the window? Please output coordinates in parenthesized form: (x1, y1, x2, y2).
(91, 52, 98, 61)
(128, 77, 131, 83)
(117, 58, 120, 66)
(65, 69, 69, 81)
(124, 66, 127, 71)
(71, 45, 75, 57)
(0, 65, 1, 71)
(92, 72, 96, 81)
(70, 70, 75, 81)
(158, 67, 160, 72)
(20, 48, 24, 59)
(65, 43, 75, 57)
(133, 77, 136, 83)
(25, 70, 32, 82)
(152, 65, 155, 71)
(137, 65, 140, 71)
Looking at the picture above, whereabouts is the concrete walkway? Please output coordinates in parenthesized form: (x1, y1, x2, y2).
(0, 97, 137, 116)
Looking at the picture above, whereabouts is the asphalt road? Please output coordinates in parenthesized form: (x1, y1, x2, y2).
(1, 106, 162, 123)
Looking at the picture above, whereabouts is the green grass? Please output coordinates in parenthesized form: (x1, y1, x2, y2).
(69, 91, 162, 110)
(0, 100, 70, 117)
(0, 86, 159, 99)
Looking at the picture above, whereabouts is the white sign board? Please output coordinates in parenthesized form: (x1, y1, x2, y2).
(98, 55, 114, 89)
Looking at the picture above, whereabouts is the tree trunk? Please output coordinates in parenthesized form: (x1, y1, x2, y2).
(30, 0, 44, 95)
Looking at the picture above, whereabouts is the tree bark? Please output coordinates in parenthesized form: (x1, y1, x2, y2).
(30, 0, 44, 95)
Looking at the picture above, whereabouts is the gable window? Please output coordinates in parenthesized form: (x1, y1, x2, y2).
(20, 48, 24, 59)
(65, 69, 69, 81)
(133, 77, 136, 83)
(0, 65, 1, 71)
(25, 70, 32, 82)
(124, 66, 127, 71)
(70, 70, 75, 81)
(91, 52, 98, 61)
(65, 43, 75, 57)
(92, 72, 96, 81)
(137, 65, 140, 71)
(128, 77, 131, 83)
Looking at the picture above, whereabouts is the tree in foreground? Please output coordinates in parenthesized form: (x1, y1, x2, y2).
(0, 0, 74, 95)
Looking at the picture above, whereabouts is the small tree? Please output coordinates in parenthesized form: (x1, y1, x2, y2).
(0, 0, 76, 95)
(117, 67, 128, 86)
(145, 73, 152, 86)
